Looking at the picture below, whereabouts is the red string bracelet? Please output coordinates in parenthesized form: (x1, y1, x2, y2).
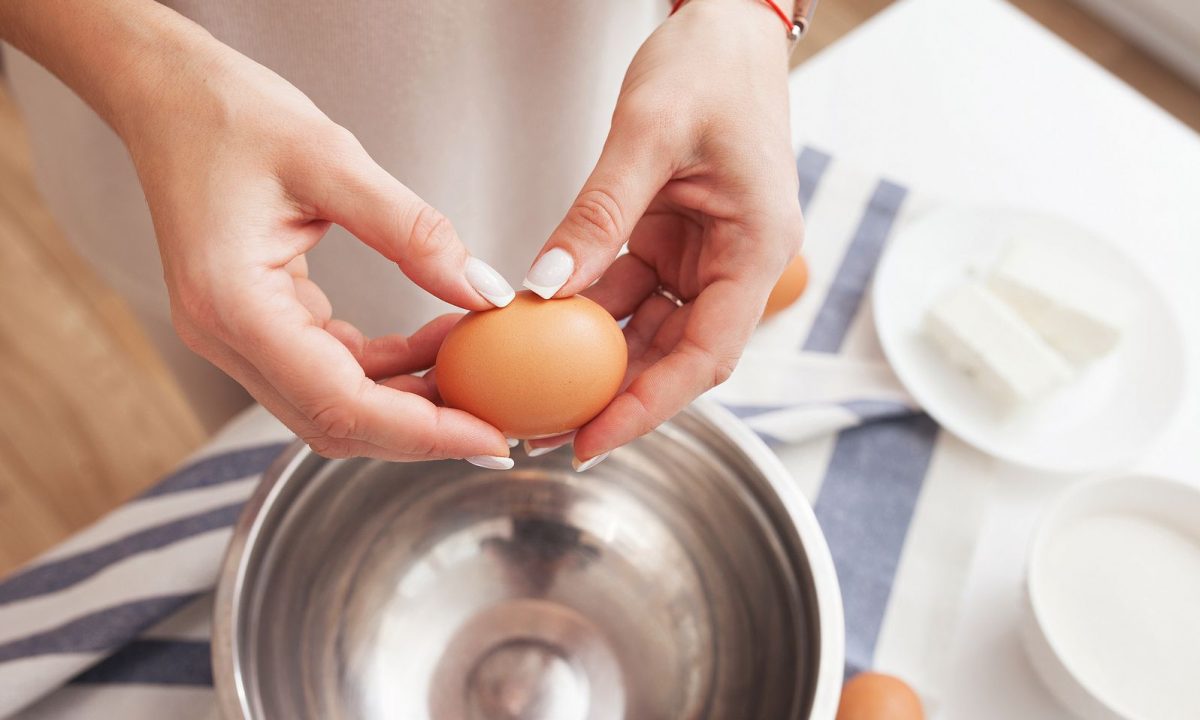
(669, 0, 799, 39)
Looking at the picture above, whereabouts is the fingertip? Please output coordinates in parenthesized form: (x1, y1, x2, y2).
(522, 247, 575, 299)
(523, 431, 576, 457)
(439, 277, 496, 312)
(435, 406, 511, 459)
(571, 399, 634, 460)
(466, 455, 515, 470)
(465, 256, 517, 308)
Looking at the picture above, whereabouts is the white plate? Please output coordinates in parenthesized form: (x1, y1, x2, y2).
(872, 207, 1186, 473)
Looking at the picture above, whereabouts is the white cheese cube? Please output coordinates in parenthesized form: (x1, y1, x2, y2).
(987, 239, 1128, 365)
(925, 282, 1075, 407)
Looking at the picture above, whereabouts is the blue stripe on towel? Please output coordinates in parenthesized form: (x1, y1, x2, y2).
(790, 171, 938, 675)
(797, 146, 833, 208)
(0, 594, 200, 662)
(139, 443, 287, 498)
(803, 179, 908, 353)
(71, 640, 212, 686)
(722, 403, 789, 420)
(0, 503, 244, 606)
(815, 413, 940, 674)
(838, 399, 917, 422)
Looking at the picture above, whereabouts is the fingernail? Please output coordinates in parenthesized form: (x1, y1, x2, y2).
(466, 455, 514, 470)
(522, 247, 574, 299)
(525, 440, 567, 457)
(465, 257, 515, 308)
(506, 437, 520, 447)
(572, 451, 611, 473)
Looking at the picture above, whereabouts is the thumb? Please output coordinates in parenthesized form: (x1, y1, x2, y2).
(524, 123, 670, 299)
(293, 130, 514, 311)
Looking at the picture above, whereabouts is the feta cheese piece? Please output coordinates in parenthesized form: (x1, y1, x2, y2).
(987, 239, 1128, 365)
(925, 281, 1075, 407)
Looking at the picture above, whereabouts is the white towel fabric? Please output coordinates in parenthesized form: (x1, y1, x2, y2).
(0, 146, 993, 719)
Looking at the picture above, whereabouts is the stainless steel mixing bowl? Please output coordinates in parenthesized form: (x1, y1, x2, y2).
(214, 400, 843, 719)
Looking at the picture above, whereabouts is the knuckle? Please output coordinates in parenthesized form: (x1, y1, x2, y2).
(416, 412, 444, 458)
(309, 401, 357, 440)
(791, 223, 806, 256)
(570, 188, 624, 244)
(711, 355, 738, 386)
(781, 217, 805, 259)
(170, 285, 223, 341)
(326, 124, 363, 154)
(625, 391, 659, 439)
(411, 402, 448, 458)
(682, 341, 740, 388)
(305, 435, 353, 459)
(406, 204, 457, 261)
(647, 329, 675, 360)
(766, 203, 806, 261)
(170, 286, 208, 326)
(171, 313, 206, 354)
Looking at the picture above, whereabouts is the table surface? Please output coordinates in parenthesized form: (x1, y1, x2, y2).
(787, 0, 1200, 716)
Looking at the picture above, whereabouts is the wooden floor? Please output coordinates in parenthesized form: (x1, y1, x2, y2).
(1, 0, 1198, 576)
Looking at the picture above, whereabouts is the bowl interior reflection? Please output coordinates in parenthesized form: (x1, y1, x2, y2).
(232, 411, 826, 719)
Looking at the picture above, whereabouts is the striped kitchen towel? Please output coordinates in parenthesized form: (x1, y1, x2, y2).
(0, 146, 991, 719)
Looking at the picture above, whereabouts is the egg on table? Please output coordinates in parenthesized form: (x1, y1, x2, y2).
(435, 291, 627, 439)
(763, 254, 809, 318)
(836, 672, 924, 720)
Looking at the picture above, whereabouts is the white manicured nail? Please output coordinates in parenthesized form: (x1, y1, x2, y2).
(466, 455, 514, 470)
(522, 248, 574, 299)
(525, 440, 565, 458)
(506, 437, 520, 447)
(465, 257, 515, 308)
(572, 451, 611, 473)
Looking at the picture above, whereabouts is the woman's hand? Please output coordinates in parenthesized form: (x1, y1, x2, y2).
(523, 0, 803, 464)
(130, 36, 521, 464)
(0, 0, 517, 464)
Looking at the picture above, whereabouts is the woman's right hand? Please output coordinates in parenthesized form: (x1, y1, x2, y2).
(134, 35, 522, 464)
(1, 2, 517, 464)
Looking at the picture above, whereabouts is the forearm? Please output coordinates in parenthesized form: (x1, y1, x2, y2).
(0, 0, 218, 140)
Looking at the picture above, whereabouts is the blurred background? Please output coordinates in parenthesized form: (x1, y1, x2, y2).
(1, 0, 1198, 575)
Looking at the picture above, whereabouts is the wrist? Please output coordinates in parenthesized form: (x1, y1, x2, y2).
(673, 0, 797, 53)
(0, 0, 224, 144)
(109, 25, 235, 150)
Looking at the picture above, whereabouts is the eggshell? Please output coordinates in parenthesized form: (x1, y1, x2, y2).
(435, 291, 627, 439)
(836, 672, 924, 720)
(763, 254, 809, 317)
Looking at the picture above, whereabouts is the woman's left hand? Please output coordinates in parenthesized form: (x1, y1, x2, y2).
(523, 0, 804, 464)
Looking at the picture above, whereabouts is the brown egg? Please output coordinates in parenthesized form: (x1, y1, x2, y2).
(837, 672, 924, 720)
(763, 254, 810, 318)
(435, 291, 627, 439)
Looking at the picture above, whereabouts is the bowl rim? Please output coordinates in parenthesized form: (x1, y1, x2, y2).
(211, 398, 845, 720)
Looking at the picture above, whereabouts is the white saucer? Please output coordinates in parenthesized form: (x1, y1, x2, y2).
(872, 207, 1185, 474)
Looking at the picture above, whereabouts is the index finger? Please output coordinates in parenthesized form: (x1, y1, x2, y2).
(286, 133, 493, 311)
